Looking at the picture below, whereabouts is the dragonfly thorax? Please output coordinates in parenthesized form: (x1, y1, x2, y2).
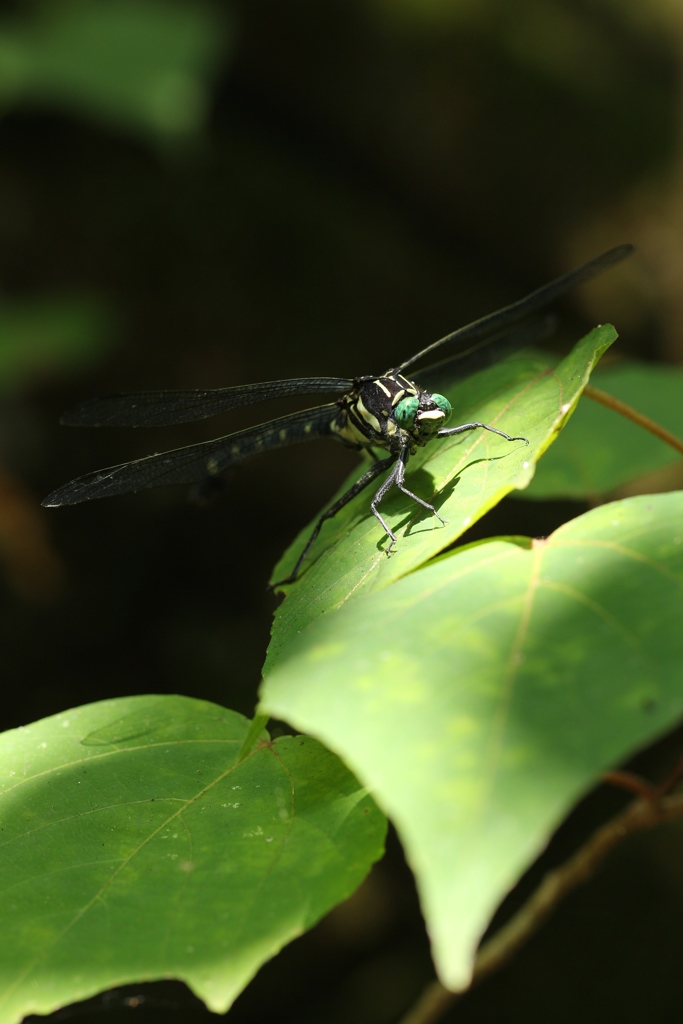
(330, 372, 452, 454)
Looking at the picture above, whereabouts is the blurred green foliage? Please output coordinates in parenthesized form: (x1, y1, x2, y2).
(0, 294, 115, 393)
(0, 0, 230, 142)
(526, 361, 683, 498)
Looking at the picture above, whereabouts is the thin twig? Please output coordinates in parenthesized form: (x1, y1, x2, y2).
(602, 769, 660, 802)
(584, 385, 683, 457)
(397, 790, 683, 1024)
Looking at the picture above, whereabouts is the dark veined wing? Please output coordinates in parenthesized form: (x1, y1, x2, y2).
(43, 403, 339, 506)
(412, 313, 558, 386)
(59, 377, 354, 428)
(397, 244, 633, 375)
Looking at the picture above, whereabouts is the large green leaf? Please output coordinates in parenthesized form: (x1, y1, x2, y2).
(524, 360, 683, 498)
(261, 490, 683, 990)
(0, 695, 386, 1024)
(267, 325, 617, 673)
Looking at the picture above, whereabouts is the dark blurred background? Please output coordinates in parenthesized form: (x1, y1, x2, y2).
(2, 0, 683, 1021)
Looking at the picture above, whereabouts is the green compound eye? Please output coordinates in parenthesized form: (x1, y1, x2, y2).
(395, 395, 419, 429)
(431, 393, 452, 424)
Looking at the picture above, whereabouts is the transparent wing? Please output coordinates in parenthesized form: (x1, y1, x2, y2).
(397, 244, 633, 375)
(412, 313, 557, 385)
(43, 404, 339, 506)
(59, 377, 354, 428)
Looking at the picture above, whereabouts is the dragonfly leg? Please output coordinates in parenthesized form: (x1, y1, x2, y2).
(369, 460, 402, 551)
(371, 448, 446, 555)
(272, 454, 396, 586)
(438, 422, 529, 444)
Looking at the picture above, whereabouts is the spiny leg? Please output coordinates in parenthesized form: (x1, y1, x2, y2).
(272, 454, 396, 586)
(437, 421, 529, 444)
(372, 423, 529, 555)
(370, 448, 446, 554)
(368, 460, 402, 550)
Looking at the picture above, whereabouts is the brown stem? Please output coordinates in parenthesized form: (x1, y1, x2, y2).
(584, 384, 683, 458)
(396, 791, 683, 1024)
(604, 754, 683, 802)
(602, 769, 660, 802)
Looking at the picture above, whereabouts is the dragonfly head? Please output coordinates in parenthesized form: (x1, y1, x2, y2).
(395, 392, 452, 438)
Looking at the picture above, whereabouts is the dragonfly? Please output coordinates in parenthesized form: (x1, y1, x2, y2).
(43, 244, 632, 584)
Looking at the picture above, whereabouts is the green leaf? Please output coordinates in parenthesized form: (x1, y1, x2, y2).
(0, 695, 386, 1023)
(0, 0, 230, 142)
(0, 295, 115, 393)
(523, 360, 683, 499)
(261, 490, 683, 990)
(267, 325, 617, 673)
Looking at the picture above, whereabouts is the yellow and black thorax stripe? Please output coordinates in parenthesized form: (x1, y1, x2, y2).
(330, 372, 421, 453)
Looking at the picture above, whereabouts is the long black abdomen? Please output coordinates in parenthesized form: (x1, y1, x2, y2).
(43, 404, 339, 506)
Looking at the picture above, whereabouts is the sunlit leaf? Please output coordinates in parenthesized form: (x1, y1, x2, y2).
(261, 491, 683, 989)
(268, 325, 616, 673)
(0, 695, 386, 1023)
